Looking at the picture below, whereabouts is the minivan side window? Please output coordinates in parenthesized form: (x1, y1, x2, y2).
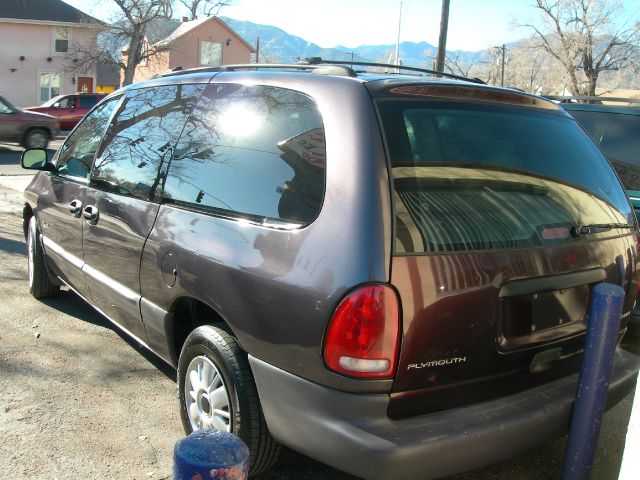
(56, 96, 120, 180)
(91, 84, 204, 202)
(163, 84, 326, 225)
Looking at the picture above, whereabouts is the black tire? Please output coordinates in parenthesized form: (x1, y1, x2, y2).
(178, 325, 281, 476)
(27, 216, 59, 299)
(23, 128, 50, 149)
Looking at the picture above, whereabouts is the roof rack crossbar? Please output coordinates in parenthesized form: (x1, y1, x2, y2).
(300, 58, 485, 84)
(156, 63, 357, 78)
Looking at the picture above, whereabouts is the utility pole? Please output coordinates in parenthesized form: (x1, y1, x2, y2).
(255, 37, 260, 64)
(395, 0, 403, 69)
(435, 0, 450, 73)
(500, 43, 506, 86)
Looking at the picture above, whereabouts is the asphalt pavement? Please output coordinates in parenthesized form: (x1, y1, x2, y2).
(0, 143, 638, 479)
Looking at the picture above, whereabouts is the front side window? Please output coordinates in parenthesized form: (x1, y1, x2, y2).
(163, 83, 326, 226)
(56, 97, 120, 179)
(57, 96, 76, 108)
(39, 72, 61, 103)
(54, 27, 69, 53)
(91, 84, 204, 201)
(200, 41, 222, 66)
(568, 110, 640, 191)
(377, 100, 632, 254)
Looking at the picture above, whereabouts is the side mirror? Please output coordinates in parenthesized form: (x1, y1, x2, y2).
(53, 102, 61, 109)
(21, 149, 51, 170)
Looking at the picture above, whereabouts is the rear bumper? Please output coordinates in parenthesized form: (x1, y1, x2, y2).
(249, 348, 640, 480)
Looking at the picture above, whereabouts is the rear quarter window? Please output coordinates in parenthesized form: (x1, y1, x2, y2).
(163, 83, 326, 226)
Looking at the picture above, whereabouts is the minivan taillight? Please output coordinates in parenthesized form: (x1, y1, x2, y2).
(323, 284, 400, 378)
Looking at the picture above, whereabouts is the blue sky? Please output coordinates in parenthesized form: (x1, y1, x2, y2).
(67, 0, 640, 51)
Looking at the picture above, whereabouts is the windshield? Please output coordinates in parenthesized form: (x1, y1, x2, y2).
(377, 100, 633, 254)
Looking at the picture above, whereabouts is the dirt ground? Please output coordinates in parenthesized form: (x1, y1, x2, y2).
(0, 211, 182, 479)
(0, 199, 356, 480)
(0, 180, 638, 479)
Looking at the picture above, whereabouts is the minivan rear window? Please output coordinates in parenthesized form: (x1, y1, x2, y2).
(377, 101, 633, 254)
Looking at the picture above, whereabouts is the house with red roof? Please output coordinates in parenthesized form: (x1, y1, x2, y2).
(123, 16, 256, 84)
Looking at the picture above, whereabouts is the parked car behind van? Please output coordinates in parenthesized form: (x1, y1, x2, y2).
(21, 61, 640, 480)
(0, 94, 59, 148)
(25, 92, 106, 129)
(560, 101, 640, 220)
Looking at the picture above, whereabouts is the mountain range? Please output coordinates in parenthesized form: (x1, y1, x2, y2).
(221, 17, 487, 69)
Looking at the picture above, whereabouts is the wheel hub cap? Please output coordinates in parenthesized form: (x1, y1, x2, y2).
(185, 356, 231, 432)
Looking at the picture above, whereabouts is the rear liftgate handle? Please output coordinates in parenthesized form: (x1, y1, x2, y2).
(82, 205, 99, 225)
(69, 199, 82, 217)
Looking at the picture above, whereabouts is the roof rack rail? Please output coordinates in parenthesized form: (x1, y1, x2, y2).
(299, 57, 486, 84)
(155, 63, 357, 78)
(546, 95, 640, 105)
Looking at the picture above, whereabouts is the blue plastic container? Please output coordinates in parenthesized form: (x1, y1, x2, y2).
(173, 429, 249, 480)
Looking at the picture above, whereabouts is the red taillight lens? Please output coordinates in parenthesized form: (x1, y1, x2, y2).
(323, 284, 400, 378)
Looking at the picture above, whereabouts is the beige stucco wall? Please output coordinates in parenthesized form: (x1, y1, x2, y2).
(0, 21, 98, 107)
(126, 18, 254, 85)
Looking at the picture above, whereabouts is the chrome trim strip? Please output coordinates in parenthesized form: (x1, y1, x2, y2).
(140, 296, 169, 320)
(42, 236, 173, 367)
(41, 235, 84, 270)
(59, 278, 173, 367)
(82, 263, 140, 303)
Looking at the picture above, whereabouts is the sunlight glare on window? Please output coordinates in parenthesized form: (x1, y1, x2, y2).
(218, 104, 263, 139)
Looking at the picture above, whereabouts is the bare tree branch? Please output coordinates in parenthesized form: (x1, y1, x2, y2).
(519, 0, 639, 96)
(177, 0, 233, 20)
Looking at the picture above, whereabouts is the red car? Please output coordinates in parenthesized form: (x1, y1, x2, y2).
(25, 93, 105, 129)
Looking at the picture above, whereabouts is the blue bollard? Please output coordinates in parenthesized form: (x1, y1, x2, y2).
(173, 429, 249, 480)
(561, 282, 625, 480)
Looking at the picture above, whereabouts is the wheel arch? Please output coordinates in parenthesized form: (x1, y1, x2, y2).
(167, 296, 241, 366)
(22, 204, 34, 240)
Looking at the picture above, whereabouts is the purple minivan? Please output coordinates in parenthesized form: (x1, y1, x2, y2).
(20, 61, 640, 479)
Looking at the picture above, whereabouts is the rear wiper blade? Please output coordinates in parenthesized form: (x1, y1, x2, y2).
(571, 223, 635, 237)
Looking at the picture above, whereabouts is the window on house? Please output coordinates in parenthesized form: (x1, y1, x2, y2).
(39, 72, 61, 103)
(54, 27, 69, 53)
(200, 41, 223, 66)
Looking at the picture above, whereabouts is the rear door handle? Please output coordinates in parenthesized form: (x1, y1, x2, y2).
(69, 199, 82, 217)
(82, 205, 99, 225)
